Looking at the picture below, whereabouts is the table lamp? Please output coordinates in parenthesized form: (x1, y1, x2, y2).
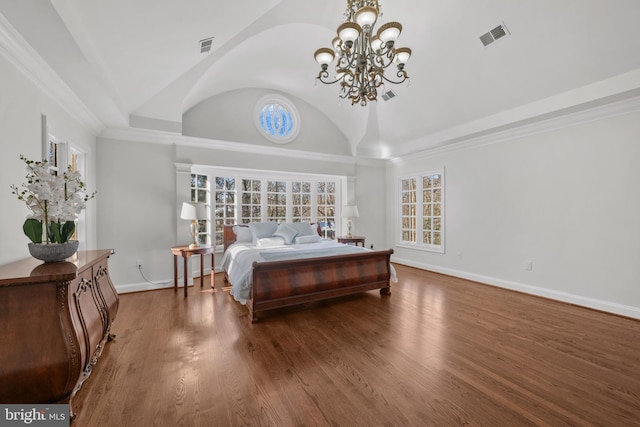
(343, 205, 359, 238)
(180, 202, 199, 249)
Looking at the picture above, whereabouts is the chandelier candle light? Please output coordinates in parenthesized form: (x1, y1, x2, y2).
(314, 0, 412, 106)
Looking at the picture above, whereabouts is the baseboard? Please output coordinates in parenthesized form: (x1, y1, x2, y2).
(391, 257, 640, 320)
(116, 266, 222, 294)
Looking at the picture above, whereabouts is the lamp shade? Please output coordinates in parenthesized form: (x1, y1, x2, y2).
(180, 202, 196, 220)
(343, 205, 360, 218)
(377, 21, 402, 45)
(355, 6, 378, 28)
(194, 202, 207, 219)
(394, 47, 412, 65)
(314, 48, 335, 66)
(337, 22, 362, 44)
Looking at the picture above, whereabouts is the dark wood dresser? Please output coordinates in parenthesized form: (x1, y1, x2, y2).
(0, 249, 118, 417)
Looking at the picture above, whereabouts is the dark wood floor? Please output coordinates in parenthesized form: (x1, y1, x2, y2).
(72, 265, 640, 426)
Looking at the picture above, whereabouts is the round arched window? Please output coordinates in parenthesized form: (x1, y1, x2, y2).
(254, 95, 300, 144)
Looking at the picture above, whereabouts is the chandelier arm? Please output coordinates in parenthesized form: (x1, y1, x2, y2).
(317, 70, 343, 85)
(379, 69, 409, 84)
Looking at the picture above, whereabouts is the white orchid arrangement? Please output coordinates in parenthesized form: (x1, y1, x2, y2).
(11, 155, 95, 244)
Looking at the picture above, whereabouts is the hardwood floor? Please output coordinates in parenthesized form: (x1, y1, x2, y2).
(72, 265, 640, 426)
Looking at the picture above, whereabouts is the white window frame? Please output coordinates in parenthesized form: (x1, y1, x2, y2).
(194, 166, 343, 249)
(397, 168, 445, 253)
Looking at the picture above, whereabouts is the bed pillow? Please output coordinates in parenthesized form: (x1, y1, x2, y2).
(273, 223, 298, 245)
(256, 237, 286, 247)
(232, 225, 252, 243)
(288, 221, 314, 237)
(294, 234, 322, 244)
(248, 222, 278, 245)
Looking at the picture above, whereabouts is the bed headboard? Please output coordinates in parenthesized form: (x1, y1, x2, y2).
(223, 222, 322, 252)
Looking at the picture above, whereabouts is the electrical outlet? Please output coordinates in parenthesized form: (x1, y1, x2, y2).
(136, 260, 143, 269)
(523, 260, 532, 271)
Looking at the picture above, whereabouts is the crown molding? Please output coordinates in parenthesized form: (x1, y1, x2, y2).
(391, 91, 640, 162)
(0, 13, 103, 135)
(98, 126, 389, 167)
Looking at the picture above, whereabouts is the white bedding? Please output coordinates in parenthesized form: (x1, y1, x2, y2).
(221, 239, 397, 304)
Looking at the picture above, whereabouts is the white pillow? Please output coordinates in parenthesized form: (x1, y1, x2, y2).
(232, 225, 252, 243)
(256, 237, 286, 247)
(294, 234, 322, 244)
(289, 222, 314, 237)
(273, 223, 298, 245)
(248, 222, 278, 244)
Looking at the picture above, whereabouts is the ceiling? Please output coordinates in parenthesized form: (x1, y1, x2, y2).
(2, 0, 640, 159)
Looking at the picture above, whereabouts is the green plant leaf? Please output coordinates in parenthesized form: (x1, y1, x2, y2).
(60, 221, 75, 243)
(22, 218, 42, 243)
(50, 221, 62, 243)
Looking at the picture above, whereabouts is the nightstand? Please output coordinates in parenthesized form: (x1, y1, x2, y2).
(337, 236, 366, 247)
(171, 245, 215, 297)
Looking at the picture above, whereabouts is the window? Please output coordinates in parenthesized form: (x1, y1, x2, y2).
(199, 169, 341, 248)
(316, 181, 336, 239)
(401, 178, 417, 243)
(267, 181, 287, 222)
(292, 181, 312, 222)
(399, 170, 444, 252)
(214, 177, 234, 247)
(191, 174, 211, 246)
(254, 95, 300, 144)
(241, 179, 261, 223)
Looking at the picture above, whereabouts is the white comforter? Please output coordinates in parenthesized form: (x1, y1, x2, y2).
(221, 240, 397, 304)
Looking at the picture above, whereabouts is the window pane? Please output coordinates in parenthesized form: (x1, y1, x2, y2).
(432, 175, 441, 188)
(424, 191, 432, 202)
(434, 189, 441, 203)
(423, 204, 432, 216)
(433, 232, 441, 245)
(423, 176, 432, 189)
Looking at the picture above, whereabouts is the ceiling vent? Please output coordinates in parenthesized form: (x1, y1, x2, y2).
(479, 23, 509, 47)
(381, 90, 397, 101)
(200, 37, 214, 54)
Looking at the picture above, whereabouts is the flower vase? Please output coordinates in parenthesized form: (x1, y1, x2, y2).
(28, 240, 79, 263)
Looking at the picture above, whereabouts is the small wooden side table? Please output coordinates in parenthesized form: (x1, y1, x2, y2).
(171, 245, 215, 297)
(337, 236, 366, 247)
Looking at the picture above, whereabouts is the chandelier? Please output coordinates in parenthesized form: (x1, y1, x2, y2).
(314, 0, 412, 106)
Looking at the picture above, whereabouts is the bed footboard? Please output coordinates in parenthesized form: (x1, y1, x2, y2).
(248, 249, 393, 322)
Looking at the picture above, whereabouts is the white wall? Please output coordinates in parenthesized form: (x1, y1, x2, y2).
(0, 53, 97, 265)
(96, 138, 176, 290)
(387, 105, 640, 318)
(182, 89, 352, 156)
(96, 136, 386, 293)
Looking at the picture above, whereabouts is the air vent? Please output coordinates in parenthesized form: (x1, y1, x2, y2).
(479, 23, 509, 47)
(200, 37, 214, 54)
(381, 90, 397, 101)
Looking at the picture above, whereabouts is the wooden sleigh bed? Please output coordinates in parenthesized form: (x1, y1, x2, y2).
(223, 224, 394, 322)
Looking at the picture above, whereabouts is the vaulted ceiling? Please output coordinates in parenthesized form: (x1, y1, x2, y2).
(2, 0, 640, 158)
